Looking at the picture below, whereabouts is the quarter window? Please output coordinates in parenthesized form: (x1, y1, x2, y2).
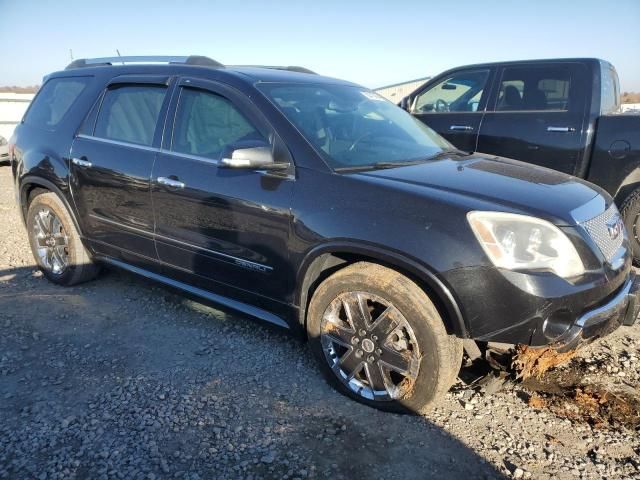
(94, 85, 167, 146)
(600, 63, 620, 115)
(172, 88, 264, 159)
(23, 77, 90, 129)
(412, 70, 489, 113)
(496, 66, 573, 111)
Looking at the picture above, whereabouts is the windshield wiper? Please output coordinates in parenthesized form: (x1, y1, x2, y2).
(334, 150, 470, 173)
(335, 160, 425, 173)
(422, 149, 471, 161)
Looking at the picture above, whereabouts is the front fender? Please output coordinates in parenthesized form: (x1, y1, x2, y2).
(295, 240, 469, 338)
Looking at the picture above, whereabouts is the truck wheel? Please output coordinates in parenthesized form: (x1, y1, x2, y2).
(26, 192, 100, 286)
(307, 262, 462, 414)
(620, 189, 640, 265)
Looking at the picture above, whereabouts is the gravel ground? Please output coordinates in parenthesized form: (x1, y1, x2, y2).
(0, 165, 638, 480)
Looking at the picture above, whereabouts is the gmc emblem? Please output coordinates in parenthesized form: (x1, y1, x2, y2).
(606, 215, 624, 240)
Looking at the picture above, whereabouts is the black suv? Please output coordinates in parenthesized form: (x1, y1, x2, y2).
(9, 56, 640, 413)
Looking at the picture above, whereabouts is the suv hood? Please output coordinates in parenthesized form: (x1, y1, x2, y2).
(356, 153, 605, 225)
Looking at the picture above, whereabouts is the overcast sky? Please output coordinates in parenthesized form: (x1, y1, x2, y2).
(1, 0, 639, 91)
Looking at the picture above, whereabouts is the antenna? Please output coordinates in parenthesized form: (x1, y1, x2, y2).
(69, 49, 74, 61)
(116, 49, 123, 65)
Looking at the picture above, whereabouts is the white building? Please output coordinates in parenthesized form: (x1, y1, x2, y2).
(374, 77, 431, 103)
(0, 93, 35, 140)
(622, 103, 640, 113)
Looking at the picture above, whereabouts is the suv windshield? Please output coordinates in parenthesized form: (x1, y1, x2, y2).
(258, 83, 452, 170)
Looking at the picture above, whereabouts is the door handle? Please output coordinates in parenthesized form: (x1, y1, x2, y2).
(547, 126, 576, 133)
(449, 125, 474, 131)
(157, 176, 186, 189)
(71, 157, 92, 168)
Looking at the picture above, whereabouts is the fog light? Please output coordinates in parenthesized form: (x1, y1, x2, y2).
(542, 310, 574, 341)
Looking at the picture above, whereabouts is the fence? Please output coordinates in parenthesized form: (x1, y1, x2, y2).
(0, 93, 34, 140)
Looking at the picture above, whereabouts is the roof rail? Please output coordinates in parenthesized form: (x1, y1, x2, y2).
(232, 65, 317, 75)
(65, 55, 223, 70)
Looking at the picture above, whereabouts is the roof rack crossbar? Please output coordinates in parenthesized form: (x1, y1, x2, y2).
(66, 55, 223, 70)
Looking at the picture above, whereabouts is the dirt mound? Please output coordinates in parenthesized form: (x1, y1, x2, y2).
(521, 361, 640, 430)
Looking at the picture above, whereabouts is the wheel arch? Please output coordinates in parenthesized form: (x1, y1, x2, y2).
(295, 241, 468, 339)
(615, 179, 640, 207)
(19, 176, 83, 236)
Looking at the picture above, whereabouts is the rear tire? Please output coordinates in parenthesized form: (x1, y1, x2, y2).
(26, 192, 100, 286)
(307, 262, 462, 414)
(620, 189, 640, 266)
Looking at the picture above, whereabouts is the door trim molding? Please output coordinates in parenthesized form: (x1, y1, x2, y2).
(90, 212, 273, 273)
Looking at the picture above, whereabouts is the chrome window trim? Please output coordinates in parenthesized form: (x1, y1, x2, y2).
(158, 150, 294, 179)
(161, 149, 220, 165)
(76, 134, 160, 153)
(77, 134, 221, 164)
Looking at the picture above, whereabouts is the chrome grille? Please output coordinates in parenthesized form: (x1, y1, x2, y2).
(580, 204, 624, 262)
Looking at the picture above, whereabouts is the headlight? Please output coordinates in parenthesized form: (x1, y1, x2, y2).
(0, 137, 7, 146)
(467, 211, 584, 278)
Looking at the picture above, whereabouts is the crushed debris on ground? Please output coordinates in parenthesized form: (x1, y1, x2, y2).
(512, 345, 578, 380)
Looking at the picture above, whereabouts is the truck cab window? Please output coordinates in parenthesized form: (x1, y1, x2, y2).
(411, 70, 489, 113)
(496, 66, 572, 112)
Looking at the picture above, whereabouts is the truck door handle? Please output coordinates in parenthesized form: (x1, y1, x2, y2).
(547, 126, 576, 133)
(157, 176, 185, 189)
(449, 125, 474, 131)
(72, 157, 92, 168)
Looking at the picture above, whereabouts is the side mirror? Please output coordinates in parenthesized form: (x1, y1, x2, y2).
(399, 96, 410, 111)
(220, 145, 290, 171)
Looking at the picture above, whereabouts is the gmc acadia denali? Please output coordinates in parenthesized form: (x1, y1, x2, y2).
(9, 56, 640, 413)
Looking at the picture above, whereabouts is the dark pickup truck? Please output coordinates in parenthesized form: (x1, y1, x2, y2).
(400, 58, 640, 261)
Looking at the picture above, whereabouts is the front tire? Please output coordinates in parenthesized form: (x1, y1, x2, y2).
(307, 262, 462, 414)
(620, 188, 640, 265)
(26, 192, 99, 286)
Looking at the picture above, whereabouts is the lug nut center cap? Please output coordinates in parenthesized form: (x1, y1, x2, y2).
(361, 338, 375, 353)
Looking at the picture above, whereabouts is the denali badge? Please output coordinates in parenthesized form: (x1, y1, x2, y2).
(606, 215, 624, 240)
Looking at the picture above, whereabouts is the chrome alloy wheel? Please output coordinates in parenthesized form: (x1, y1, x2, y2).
(33, 208, 69, 275)
(320, 291, 420, 401)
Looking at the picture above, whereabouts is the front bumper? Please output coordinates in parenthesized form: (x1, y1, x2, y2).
(442, 256, 636, 347)
(551, 272, 640, 351)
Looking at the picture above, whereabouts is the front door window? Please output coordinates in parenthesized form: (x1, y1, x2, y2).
(411, 70, 490, 113)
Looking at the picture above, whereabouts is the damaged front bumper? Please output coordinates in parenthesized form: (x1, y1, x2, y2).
(551, 272, 640, 352)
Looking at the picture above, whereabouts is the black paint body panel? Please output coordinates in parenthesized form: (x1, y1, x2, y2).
(404, 58, 640, 204)
(9, 62, 634, 346)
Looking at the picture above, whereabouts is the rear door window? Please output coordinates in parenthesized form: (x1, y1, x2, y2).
(23, 77, 90, 129)
(495, 65, 574, 111)
(94, 85, 167, 146)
